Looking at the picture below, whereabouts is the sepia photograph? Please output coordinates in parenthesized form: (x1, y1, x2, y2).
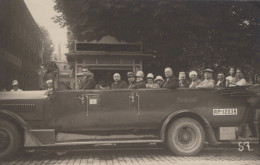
(0, 0, 260, 164)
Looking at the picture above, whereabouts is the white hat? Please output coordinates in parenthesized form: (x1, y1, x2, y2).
(12, 80, 18, 86)
(154, 76, 164, 82)
(136, 71, 144, 78)
(147, 73, 154, 79)
(189, 71, 197, 77)
(46, 79, 53, 84)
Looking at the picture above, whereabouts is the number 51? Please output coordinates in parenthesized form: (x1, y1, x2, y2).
(238, 142, 252, 152)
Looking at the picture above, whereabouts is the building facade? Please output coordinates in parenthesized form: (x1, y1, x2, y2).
(0, 0, 43, 91)
(66, 36, 152, 89)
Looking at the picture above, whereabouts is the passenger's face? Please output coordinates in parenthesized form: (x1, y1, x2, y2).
(236, 70, 243, 79)
(113, 74, 121, 82)
(136, 77, 143, 83)
(156, 80, 164, 87)
(147, 78, 153, 84)
(190, 74, 197, 81)
(230, 68, 235, 76)
(165, 68, 173, 78)
(128, 76, 135, 83)
(204, 72, 212, 79)
(179, 75, 186, 80)
(47, 82, 53, 88)
(82, 68, 89, 77)
(218, 74, 224, 80)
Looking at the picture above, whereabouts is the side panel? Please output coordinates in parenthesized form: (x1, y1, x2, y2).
(136, 89, 247, 129)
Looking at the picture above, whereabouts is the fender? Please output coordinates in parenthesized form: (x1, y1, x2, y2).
(160, 109, 219, 145)
(0, 110, 43, 147)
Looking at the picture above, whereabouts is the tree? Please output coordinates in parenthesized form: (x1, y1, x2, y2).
(40, 26, 55, 64)
(53, 1, 260, 79)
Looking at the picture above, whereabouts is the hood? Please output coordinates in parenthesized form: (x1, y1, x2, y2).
(0, 90, 48, 100)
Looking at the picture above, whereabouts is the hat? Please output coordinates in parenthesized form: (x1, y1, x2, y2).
(154, 76, 164, 82)
(12, 80, 18, 86)
(136, 71, 144, 78)
(46, 79, 53, 84)
(203, 69, 214, 73)
(189, 71, 197, 77)
(147, 73, 154, 79)
(127, 72, 135, 77)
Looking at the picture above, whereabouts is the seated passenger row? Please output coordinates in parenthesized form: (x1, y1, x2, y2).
(78, 66, 247, 90)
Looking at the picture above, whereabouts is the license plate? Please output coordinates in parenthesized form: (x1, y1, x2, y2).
(213, 108, 237, 115)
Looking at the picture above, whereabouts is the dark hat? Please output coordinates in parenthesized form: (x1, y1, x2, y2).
(203, 69, 214, 73)
(127, 72, 135, 77)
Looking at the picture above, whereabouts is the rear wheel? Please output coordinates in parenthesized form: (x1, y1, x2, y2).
(167, 118, 205, 156)
(0, 120, 22, 159)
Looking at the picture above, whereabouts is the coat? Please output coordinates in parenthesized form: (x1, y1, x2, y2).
(110, 80, 128, 89)
(163, 76, 179, 89)
(132, 81, 146, 89)
(78, 75, 96, 89)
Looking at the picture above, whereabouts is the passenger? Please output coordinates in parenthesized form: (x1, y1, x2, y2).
(146, 73, 159, 88)
(188, 71, 201, 88)
(127, 72, 136, 88)
(154, 76, 164, 88)
(196, 69, 215, 89)
(46, 79, 54, 91)
(230, 68, 247, 86)
(132, 71, 146, 89)
(178, 72, 189, 88)
(110, 73, 127, 89)
(45, 79, 54, 95)
(163, 67, 178, 89)
(10, 80, 23, 92)
(215, 72, 226, 88)
(78, 65, 96, 89)
(226, 67, 236, 87)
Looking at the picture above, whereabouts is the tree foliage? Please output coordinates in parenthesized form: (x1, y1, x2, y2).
(40, 26, 55, 64)
(53, 0, 260, 80)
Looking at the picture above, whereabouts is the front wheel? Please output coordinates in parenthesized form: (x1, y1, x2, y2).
(0, 120, 22, 159)
(167, 118, 205, 156)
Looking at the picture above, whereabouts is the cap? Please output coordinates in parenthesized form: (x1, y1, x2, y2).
(12, 80, 18, 86)
(136, 71, 144, 78)
(154, 76, 164, 82)
(189, 71, 197, 77)
(203, 69, 214, 73)
(147, 73, 154, 79)
(127, 72, 135, 77)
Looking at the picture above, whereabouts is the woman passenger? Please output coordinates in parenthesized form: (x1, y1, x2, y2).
(188, 71, 201, 88)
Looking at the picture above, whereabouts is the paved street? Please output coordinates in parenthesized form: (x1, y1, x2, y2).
(1, 145, 259, 165)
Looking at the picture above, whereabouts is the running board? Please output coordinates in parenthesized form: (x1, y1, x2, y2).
(27, 139, 164, 147)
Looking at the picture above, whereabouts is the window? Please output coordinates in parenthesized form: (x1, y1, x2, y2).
(64, 65, 67, 70)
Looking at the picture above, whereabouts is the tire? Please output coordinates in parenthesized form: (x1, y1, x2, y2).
(166, 117, 205, 156)
(0, 120, 22, 159)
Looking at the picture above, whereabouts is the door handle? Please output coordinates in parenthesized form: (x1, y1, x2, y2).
(78, 94, 85, 104)
(136, 93, 140, 116)
(129, 93, 135, 103)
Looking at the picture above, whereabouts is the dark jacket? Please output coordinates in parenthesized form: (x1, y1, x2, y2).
(163, 76, 179, 89)
(78, 75, 96, 89)
(110, 80, 127, 89)
(132, 80, 146, 89)
(215, 79, 226, 88)
(128, 81, 136, 89)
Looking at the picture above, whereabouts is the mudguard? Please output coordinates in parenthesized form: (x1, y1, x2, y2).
(160, 109, 219, 145)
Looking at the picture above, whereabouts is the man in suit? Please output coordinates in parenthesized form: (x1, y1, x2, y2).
(196, 69, 215, 89)
(110, 73, 127, 89)
(78, 66, 96, 90)
(215, 72, 226, 88)
(127, 72, 136, 88)
(163, 67, 178, 89)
